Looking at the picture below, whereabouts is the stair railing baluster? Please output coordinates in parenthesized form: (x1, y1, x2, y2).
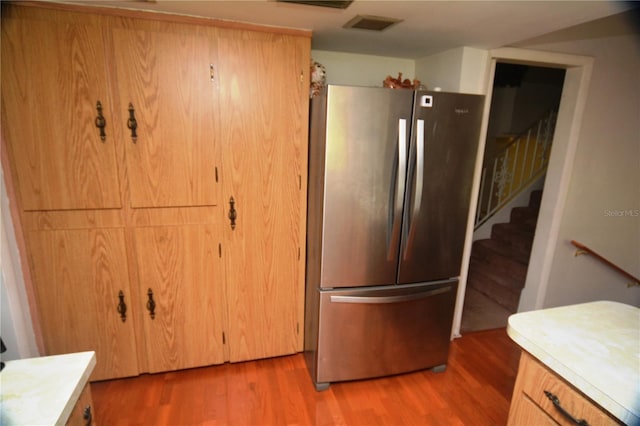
(510, 141, 520, 195)
(474, 108, 558, 229)
(477, 168, 487, 224)
(487, 157, 498, 216)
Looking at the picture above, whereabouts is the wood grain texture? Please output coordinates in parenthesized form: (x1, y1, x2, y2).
(3, 3, 310, 381)
(67, 384, 95, 426)
(1, 13, 122, 211)
(133, 225, 226, 372)
(111, 25, 220, 209)
(10, 1, 312, 38)
(91, 328, 521, 425)
(218, 30, 308, 362)
(28, 228, 139, 380)
(22, 209, 125, 231)
(508, 351, 622, 426)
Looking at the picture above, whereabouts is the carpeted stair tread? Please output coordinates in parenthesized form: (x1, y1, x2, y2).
(467, 271, 522, 312)
(472, 238, 530, 268)
(510, 206, 539, 230)
(469, 240, 528, 288)
(467, 189, 543, 314)
(491, 223, 535, 260)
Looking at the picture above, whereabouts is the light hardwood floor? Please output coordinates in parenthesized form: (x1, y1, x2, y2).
(91, 328, 521, 425)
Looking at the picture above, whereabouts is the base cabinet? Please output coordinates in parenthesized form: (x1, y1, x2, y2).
(133, 225, 226, 372)
(2, 2, 309, 380)
(28, 228, 139, 380)
(67, 384, 95, 426)
(508, 351, 622, 426)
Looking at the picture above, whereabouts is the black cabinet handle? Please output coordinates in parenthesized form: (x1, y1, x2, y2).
(83, 405, 92, 426)
(146, 288, 156, 319)
(544, 390, 589, 426)
(228, 196, 237, 230)
(117, 290, 127, 322)
(127, 102, 138, 143)
(95, 101, 106, 142)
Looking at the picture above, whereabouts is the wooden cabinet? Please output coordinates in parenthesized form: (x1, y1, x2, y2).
(2, 2, 310, 380)
(508, 351, 622, 425)
(218, 30, 309, 362)
(109, 24, 220, 209)
(133, 225, 226, 372)
(67, 384, 95, 426)
(27, 227, 139, 380)
(1, 10, 121, 211)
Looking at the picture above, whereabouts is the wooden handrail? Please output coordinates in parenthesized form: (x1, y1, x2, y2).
(500, 107, 558, 152)
(571, 240, 640, 287)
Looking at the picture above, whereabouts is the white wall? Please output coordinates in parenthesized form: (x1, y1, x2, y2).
(518, 13, 640, 308)
(311, 47, 488, 94)
(415, 47, 488, 94)
(1, 168, 39, 360)
(311, 50, 414, 87)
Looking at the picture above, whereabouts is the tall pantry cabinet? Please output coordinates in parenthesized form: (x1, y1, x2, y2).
(1, 3, 310, 380)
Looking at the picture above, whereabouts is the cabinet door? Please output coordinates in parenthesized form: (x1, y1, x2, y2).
(28, 228, 138, 380)
(218, 32, 309, 361)
(1, 14, 122, 211)
(133, 225, 225, 372)
(110, 26, 219, 209)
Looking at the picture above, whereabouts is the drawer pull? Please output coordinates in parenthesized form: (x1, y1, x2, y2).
(330, 286, 451, 304)
(83, 405, 92, 426)
(544, 390, 590, 426)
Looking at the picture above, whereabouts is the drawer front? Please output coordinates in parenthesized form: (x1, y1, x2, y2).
(518, 352, 621, 426)
(316, 281, 457, 383)
(67, 384, 94, 426)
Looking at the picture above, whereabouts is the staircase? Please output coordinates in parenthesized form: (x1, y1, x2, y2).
(467, 190, 542, 312)
(475, 108, 556, 229)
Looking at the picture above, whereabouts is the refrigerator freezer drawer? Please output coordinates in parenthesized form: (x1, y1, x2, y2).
(315, 280, 457, 386)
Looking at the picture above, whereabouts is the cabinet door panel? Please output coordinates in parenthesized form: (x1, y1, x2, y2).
(1, 17, 121, 211)
(111, 27, 219, 209)
(28, 229, 138, 380)
(219, 33, 308, 361)
(133, 225, 225, 372)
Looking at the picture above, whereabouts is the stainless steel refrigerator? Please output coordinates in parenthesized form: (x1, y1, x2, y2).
(304, 85, 484, 391)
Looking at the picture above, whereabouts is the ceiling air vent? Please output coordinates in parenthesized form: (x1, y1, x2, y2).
(277, 0, 353, 9)
(343, 15, 402, 31)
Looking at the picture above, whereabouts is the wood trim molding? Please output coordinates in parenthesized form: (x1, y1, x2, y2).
(7, 1, 313, 38)
(490, 48, 594, 312)
(1, 130, 45, 354)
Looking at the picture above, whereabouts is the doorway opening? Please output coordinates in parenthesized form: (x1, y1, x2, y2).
(460, 62, 565, 333)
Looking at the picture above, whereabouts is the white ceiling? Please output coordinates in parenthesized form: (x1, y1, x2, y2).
(69, 0, 631, 58)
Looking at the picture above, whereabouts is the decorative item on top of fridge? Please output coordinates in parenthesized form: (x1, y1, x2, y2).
(383, 72, 422, 89)
(310, 59, 326, 98)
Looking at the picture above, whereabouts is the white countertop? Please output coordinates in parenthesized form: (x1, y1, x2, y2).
(507, 301, 640, 425)
(0, 351, 96, 425)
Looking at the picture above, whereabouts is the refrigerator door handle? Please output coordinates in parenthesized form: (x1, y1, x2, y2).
(404, 119, 425, 259)
(388, 118, 407, 260)
(330, 286, 451, 304)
